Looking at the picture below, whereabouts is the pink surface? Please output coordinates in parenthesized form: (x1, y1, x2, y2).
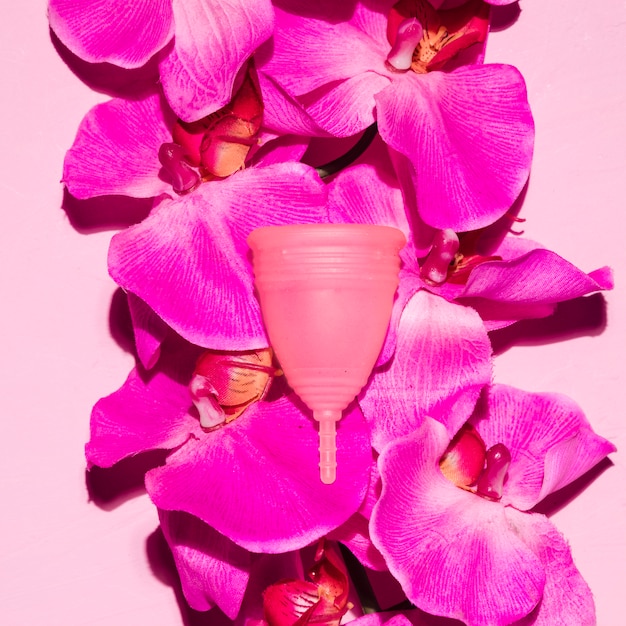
(0, 2, 624, 625)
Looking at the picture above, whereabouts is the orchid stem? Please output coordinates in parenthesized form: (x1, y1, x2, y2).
(316, 123, 378, 179)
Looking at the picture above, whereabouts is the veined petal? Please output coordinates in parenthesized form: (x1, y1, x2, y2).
(159, 509, 251, 618)
(459, 249, 613, 304)
(262, 5, 388, 98)
(329, 512, 388, 571)
(159, 0, 274, 121)
(108, 163, 328, 349)
(48, 0, 174, 67)
(127, 293, 171, 370)
(301, 72, 388, 137)
(475, 385, 616, 511)
(376, 65, 534, 231)
(360, 290, 492, 451)
(85, 342, 203, 468)
(328, 163, 412, 249)
(258, 71, 329, 136)
(63, 94, 173, 199)
(511, 511, 596, 626)
(372, 419, 545, 626)
(146, 397, 371, 552)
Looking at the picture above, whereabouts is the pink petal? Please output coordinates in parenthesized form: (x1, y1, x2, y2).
(63, 94, 173, 199)
(511, 511, 595, 626)
(475, 385, 616, 511)
(159, 509, 251, 617)
(85, 342, 203, 468)
(376, 65, 534, 230)
(146, 397, 371, 552)
(327, 162, 413, 259)
(301, 72, 388, 137)
(127, 293, 171, 370)
(159, 0, 274, 121)
(48, 0, 174, 68)
(257, 70, 329, 136)
(108, 163, 328, 349)
(329, 512, 388, 571)
(360, 291, 493, 451)
(460, 250, 613, 304)
(372, 419, 545, 625)
(262, 5, 388, 98)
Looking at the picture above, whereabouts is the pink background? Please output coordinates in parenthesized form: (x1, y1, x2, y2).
(1, 1, 624, 624)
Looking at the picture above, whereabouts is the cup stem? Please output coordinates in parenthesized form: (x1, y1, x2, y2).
(315, 410, 341, 484)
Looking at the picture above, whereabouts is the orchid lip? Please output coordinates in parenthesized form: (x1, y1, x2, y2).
(385, 17, 424, 72)
(158, 142, 201, 195)
(476, 443, 511, 502)
(420, 229, 460, 285)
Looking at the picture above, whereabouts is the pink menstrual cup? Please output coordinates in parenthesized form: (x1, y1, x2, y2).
(247, 224, 405, 484)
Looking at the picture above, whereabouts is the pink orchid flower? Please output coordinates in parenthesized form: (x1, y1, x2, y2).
(371, 384, 616, 625)
(159, 508, 252, 616)
(86, 338, 373, 584)
(327, 160, 612, 345)
(48, 0, 274, 121)
(260, 0, 534, 231)
(62, 91, 325, 352)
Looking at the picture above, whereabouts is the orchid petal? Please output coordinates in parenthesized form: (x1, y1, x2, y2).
(159, 509, 251, 618)
(376, 65, 534, 231)
(329, 512, 388, 571)
(360, 291, 492, 451)
(85, 343, 203, 468)
(301, 72, 388, 137)
(372, 419, 545, 626)
(127, 293, 171, 370)
(511, 511, 596, 626)
(257, 70, 329, 136)
(108, 163, 328, 349)
(63, 94, 173, 199)
(159, 0, 274, 121)
(474, 385, 616, 511)
(48, 0, 174, 68)
(263, 5, 388, 98)
(146, 397, 371, 552)
(459, 250, 613, 304)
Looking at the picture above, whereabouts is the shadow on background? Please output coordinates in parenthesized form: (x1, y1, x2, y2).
(532, 457, 615, 517)
(50, 29, 161, 99)
(490, 2, 521, 32)
(490, 293, 608, 355)
(62, 189, 153, 234)
(85, 449, 168, 511)
(146, 529, 232, 626)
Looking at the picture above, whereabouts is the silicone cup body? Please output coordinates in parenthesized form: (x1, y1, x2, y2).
(248, 224, 405, 484)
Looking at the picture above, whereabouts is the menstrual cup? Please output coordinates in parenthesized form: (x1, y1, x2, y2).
(248, 224, 405, 484)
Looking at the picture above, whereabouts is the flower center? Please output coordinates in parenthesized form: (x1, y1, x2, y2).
(159, 63, 263, 194)
(262, 539, 351, 626)
(440, 423, 511, 502)
(420, 228, 502, 285)
(189, 347, 281, 429)
(386, 0, 489, 74)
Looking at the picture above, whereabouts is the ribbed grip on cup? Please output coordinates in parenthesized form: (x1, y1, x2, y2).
(316, 410, 341, 484)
